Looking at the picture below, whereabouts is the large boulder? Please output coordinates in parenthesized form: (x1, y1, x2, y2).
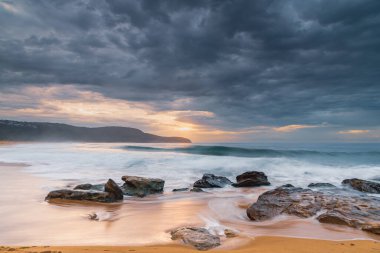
(45, 189, 116, 203)
(121, 175, 165, 197)
(246, 186, 380, 235)
(342, 178, 380, 193)
(232, 171, 270, 187)
(104, 179, 123, 200)
(247, 186, 322, 221)
(170, 227, 220, 250)
(193, 174, 232, 188)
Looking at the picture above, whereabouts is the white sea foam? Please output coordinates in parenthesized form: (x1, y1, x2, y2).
(0, 143, 379, 190)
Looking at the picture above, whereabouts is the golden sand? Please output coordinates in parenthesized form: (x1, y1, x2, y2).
(1, 237, 379, 253)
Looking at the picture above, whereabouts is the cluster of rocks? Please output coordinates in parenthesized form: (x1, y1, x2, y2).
(44, 170, 380, 250)
(247, 179, 380, 235)
(192, 171, 270, 189)
(45, 175, 166, 202)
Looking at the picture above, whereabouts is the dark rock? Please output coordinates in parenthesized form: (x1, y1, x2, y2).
(45, 190, 116, 203)
(74, 184, 93, 190)
(88, 213, 99, 220)
(193, 174, 232, 188)
(317, 211, 358, 227)
(173, 188, 190, 192)
(247, 186, 322, 221)
(104, 179, 123, 200)
(74, 183, 104, 191)
(281, 184, 295, 188)
(232, 171, 270, 187)
(362, 224, 380, 234)
(190, 187, 204, 192)
(121, 175, 165, 197)
(342, 178, 380, 193)
(170, 227, 220, 250)
(247, 186, 380, 235)
(308, 183, 336, 188)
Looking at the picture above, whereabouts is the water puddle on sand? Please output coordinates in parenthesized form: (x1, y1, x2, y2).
(0, 163, 379, 246)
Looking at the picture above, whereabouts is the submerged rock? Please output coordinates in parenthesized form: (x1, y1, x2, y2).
(193, 173, 232, 188)
(308, 183, 336, 188)
(104, 179, 123, 200)
(342, 178, 380, 193)
(45, 189, 116, 203)
(170, 227, 220, 250)
(190, 187, 204, 192)
(121, 175, 165, 197)
(173, 188, 190, 192)
(247, 186, 380, 234)
(232, 171, 270, 187)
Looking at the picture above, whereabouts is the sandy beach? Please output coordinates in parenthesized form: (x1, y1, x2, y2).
(0, 143, 379, 252)
(1, 237, 379, 253)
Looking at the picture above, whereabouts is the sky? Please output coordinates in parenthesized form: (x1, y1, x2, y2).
(0, 0, 379, 142)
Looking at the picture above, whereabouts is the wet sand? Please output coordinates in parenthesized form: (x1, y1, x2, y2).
(0, 162, 379, 250)
(1, 237, 379, 253)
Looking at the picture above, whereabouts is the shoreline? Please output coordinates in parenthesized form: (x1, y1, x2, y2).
(1, 236, 379, 253)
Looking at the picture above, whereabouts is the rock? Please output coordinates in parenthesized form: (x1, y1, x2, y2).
(45, 189, 116, 203)
(170, 227, 220, 250)
(224, 229, 238, 238)
(362, 224, 380, 234)
(246, 186, 380, 235)
(73, 183, 104, 191)
(190, 187, 204, 192)
(232, 171, 270, 187)
(88, 213, 99, 220)
(342, 178, 380, 193)
(173, 188, 189, 192)
(193, 174, 232, 188)
(104, 179, 123, 200)
(308, 183, 336, 188)
(281, 184, 295, 188)
(121, 175, 165, 197)
(247, 186, 322, 221)
(317, 211, 359, 227)
(74, 184, 93, 190)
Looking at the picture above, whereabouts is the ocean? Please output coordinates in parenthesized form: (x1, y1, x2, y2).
(1, 142, 380, 189)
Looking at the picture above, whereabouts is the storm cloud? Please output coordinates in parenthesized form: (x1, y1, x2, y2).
(0, 0, 379, 141)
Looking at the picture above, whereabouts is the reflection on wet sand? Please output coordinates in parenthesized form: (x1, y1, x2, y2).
(0, 162, 379, 247)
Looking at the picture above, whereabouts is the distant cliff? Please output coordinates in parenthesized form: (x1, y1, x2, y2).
(0, 120, 191, 143)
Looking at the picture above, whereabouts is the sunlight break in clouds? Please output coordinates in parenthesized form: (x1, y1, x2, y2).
(338, 130, 370, 135)
(273, 124, 317, 133)
(0, 85, 221, 141)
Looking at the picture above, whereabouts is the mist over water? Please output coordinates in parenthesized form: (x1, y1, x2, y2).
(1, 142, 379, 188)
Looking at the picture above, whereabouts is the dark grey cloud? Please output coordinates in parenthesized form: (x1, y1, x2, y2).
(0, 0, 380, 133)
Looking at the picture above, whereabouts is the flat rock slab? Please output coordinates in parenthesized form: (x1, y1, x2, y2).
(342, 178, 380, 193)
(121, 175, 165, 197)
(247, 185, 380, 234)
(193, 173, 232, 188)
(45, 189, 117, 203)
(170, 227, 220, 251)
